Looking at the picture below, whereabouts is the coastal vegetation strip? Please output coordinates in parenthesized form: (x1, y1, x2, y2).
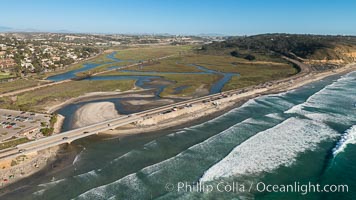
(0, 137, 30, 150)
(0, 80, 136, 112)
(77, 45, 196, 75)
(0, 72, 15, 80)
(112, 45, 193, 61)
(123, 56, 204, 73)
(0, 79, 47, 94)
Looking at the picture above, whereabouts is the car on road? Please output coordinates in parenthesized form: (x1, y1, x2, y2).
(162, 110, 172, 114)
(18, 149, 25, 153)
(62, 137, 69, 140)
(83, 131, 89, 134)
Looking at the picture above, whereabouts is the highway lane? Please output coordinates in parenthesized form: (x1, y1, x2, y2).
(0, 115, 143, 161)
(18, 116, 139, 149)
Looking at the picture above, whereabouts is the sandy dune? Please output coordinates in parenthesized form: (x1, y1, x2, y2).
(73, 102, 120, 128)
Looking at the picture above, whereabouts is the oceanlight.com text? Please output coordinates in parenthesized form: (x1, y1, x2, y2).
(165, 181, 349, 195)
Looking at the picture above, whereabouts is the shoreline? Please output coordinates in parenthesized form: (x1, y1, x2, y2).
(0, 113, 65, 188)
(53, 114, 65, 134)
(99, 63, 356, 137)
(0, 62, 355, 193)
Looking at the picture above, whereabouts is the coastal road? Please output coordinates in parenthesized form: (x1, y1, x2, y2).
(282, 55, 312, 74)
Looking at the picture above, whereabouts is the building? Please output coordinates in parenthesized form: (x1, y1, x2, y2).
(0, 57, 16, 70)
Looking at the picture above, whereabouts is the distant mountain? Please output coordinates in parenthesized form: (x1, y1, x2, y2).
(0, 26, 40, 32)
(54, 29, 73, 33)
(0, 26, 74, 33)
(0, 26, 13, 32)
(197, 33, 227, 37)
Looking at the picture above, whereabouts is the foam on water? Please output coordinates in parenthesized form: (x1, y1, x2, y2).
(285, 72, 356, 125)
(186, 90, 296, 131)
(75, 173, 149, 200)
(109, 150, 137, 164)
(49, 117, 248, 196)
(33, 178, 67, 196)
(74, 170, 99, 181)
(37, 178, 66, 189)
(200, 118, 338, 182)
(254, 96, 294, 111)
(284, 84, 330, 115)
(32, 189, 46, 196)
(333, 125, 356, 157)
(73, 149, 85, 165)
(304, 112, 355, 125)
(74, 117, 277, 199)
(185, 98, 258, 130)
(143, 140, 158, 148)
(265, 113, 285, 120)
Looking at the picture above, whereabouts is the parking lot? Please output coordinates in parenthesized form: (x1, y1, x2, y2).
(0, 109, 51, 142)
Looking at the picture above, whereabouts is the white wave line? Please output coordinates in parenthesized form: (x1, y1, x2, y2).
(74, 118, 259, 199)
(333, 125, 356, 157)
(199, 118, 338, 182)
(285, 72, 356, 114)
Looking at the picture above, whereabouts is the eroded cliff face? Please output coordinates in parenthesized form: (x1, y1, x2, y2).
(303, 45, 356, 69)
(335, 45, 356, 61)
(344, 52, 356, 61)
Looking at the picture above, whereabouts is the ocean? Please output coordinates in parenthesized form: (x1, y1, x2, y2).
(2, 71, 356, 200)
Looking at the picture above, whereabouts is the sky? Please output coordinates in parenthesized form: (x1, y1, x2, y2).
(1, 0, 356, 35)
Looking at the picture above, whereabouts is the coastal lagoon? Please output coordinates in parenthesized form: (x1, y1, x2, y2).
(2, 70, 355, 199)
(46, 52, 239, 96)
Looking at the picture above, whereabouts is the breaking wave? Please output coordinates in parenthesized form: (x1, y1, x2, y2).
(74, 116, 283, 199)
(285, 72, 356, 125)
(200, 118, 338, 182)
(333, 126, 356, 157)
